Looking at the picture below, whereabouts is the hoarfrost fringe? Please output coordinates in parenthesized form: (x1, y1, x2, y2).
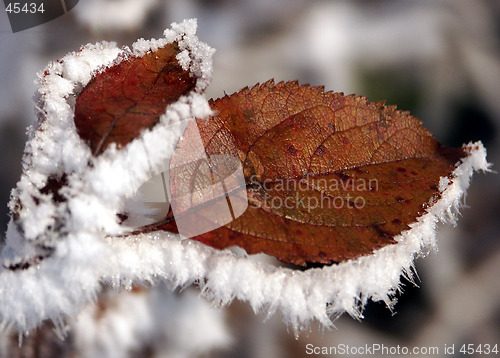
(0, 19, 214, 333)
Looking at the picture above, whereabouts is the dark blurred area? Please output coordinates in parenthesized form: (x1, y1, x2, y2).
(1, 0, 499, 357)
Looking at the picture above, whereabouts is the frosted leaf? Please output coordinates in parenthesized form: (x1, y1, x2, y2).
(0, 16, 490, 338)
(0, 19, 214, 333)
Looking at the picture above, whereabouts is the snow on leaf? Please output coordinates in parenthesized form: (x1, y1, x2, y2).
(74, 41, 197, 156)
(0, 19, 214, 334)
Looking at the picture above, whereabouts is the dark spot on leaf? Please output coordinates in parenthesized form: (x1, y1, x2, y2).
(338, 172, 350, 182)
(315, 145, 325, 157)
(287, 145, 298, 156)
(371, 224, 391, 238)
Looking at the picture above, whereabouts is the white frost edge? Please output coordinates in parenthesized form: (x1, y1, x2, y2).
(100, 142, 490, 333)
(0, 19, 214, 333)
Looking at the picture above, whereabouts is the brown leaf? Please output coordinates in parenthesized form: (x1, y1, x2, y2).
(148, 81, 465, 266)
(74, 42, 196, 156)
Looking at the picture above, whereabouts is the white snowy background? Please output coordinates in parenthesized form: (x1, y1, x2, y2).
(0, 0, 499, 357)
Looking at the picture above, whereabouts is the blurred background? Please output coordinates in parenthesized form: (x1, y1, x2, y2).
(0, 0, 499, 357)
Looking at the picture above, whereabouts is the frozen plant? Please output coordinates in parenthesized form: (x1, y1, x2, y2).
(0, 18, 490, 347)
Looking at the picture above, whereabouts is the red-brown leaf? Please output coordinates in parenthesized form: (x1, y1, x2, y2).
(74, 42, 196, 156)
(149, 81, 466, 266)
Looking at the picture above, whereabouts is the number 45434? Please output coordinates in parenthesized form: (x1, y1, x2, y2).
(460, 344, 498, 355)
(5, 2, 45, 14)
